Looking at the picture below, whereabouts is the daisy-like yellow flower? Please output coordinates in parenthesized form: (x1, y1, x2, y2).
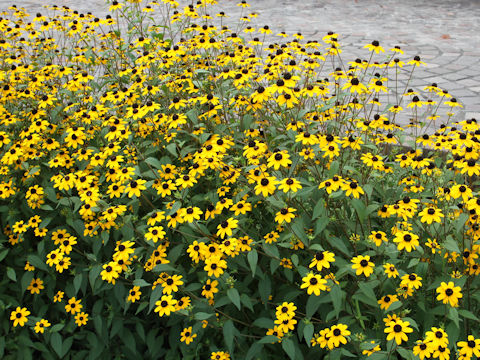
(351, 255, 374, 277)
(65, 297, 82, 314)
(378, 294, 398, 310)
(180, 326, 197, 345)
(419, 206, 444, 224)
(154, 295, 177, 317)
(127, 286, 142, 303)
(384, 318, 413, 345)
(34, 319, 51, 334)
(274, 207, 296, 224)
(10, 307, 30, 327)
(278, 178, 302, 193)
(436, 281, 462, 307)
(216, 218, 238, 239)
(309, 251, 335, 271)
(300, 273, 328, 296)
(75, 312, 89, 326)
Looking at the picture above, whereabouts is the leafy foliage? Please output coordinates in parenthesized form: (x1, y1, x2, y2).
(0, 0, 479, 359)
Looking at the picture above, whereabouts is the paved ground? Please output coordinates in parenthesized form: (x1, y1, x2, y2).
(2, 0, 480, 121)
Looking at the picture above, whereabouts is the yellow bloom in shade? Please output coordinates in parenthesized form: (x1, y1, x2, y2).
(393, 231, 419, 252)
(75, 312, 89, 326)
(54, 291, 64, 303)
(278, 177, 302, 193)
(351, 255, 374, 277)
(216, 218, 238, 239)
(34, 319, 51, 334)
(300, 273, 328, 295)
(378, 294, 398, 310)
(204, 255, 227, 277)
(419, 206, 444, 224)
(65, 297, 82, 314)
(127, 286, 142, 303)
(457, 335, 480, 358)
(180, 326, 197, 345)
(327, 324, 351, 349)
(309, 251, 335, 271)
(255, 176, 278, 197)
(154, 295, 177, 317)
(162, 274, 184, 294)
(27, 278, 44, 294)
(341, 181, 364, 198)
(10, 307, 30, 327)
(384, 318, 413, 345)
(274, 207, 296, 224)
(413, 340, 433, 360)
(125, 179, 147, 198)
(101, 261, 122, 284)
(267, 150, 292, 169)
(436, 281, 462, 307)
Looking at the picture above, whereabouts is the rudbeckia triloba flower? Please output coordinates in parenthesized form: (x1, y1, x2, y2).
(384, 318, 413, 345)
(309, 251, 335, 271)
(180, 326, 197, 345)
(154, 295, 177, 317)
(10, 307, 30, 327)
(300, 273, 328, 295)
(351, 255, 374, 277)
(436, 281, 462, 307)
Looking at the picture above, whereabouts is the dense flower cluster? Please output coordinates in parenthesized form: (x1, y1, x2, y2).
(1, 0, 479, 358)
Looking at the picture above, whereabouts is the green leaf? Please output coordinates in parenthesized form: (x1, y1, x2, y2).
(194, 312, 214, 321)
(0, 249, 9, 262)
(312, 200, 325, 220)
(351, 198, 366, 221)
(448, 307, 459, 328)
(50, 324, 64, 333)
(223, 319, 235, 354)
(149, 286, 163, 313)
(330, 285, 343, 318)
(258, 335, 281, 344)
(27, 254, 48, 272)
(306, 294, 330, 318)
(247, 250, 258, 276)
(73, 274, 83, 295)
(21, 271, 34, 294)
(252, 318, 274, 328)
(7, 267, 16, 282)
(443, 235, 460, 254)
(281, 338, 295, 360)
(314, 216, 329, 236)
(303, 323, 314, 345)
(358, 281, 378, 306)
(133, 279, 151, 287)
(227, 288, 241, 310)
(245, 343, 262, 360)
(459, 309, 480, 322)
(50, 333, 62, 358)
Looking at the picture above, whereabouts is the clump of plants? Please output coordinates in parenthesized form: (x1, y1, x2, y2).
(1, 0, 479, 359)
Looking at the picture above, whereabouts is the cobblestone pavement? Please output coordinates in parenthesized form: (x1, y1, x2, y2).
(3, 0, 480, 120)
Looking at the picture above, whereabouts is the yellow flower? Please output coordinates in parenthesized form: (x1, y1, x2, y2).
(10, 307, 30, 327)
(436, 281, 462, 307)
(34, 319, 51, 334)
